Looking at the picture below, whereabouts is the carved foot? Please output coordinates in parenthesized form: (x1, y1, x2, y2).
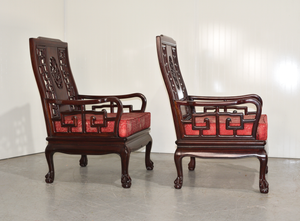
(188, 162, 195, 171)
(259, 179, 269, 194)
(174, 176, 183, 189)
(146, 160, 154, 170)
(45, 171, 54, 183)
(188, 157, 196, 171)
(79, 155, 88, 167)
(188, 166, 195, 171)
(121, 174, 132, 188)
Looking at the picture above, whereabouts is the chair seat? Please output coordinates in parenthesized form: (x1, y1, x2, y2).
(184, 114, 267, 140)
(55, 112, 151, 137)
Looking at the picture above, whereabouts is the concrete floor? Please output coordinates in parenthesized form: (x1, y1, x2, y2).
(0, 152, 300, 221)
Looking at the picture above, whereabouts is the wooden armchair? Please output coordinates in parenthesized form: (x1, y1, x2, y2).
(156, 35, 268, 193)
(30, 37, 153, 188)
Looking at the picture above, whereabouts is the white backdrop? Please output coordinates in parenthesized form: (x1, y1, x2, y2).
(1, 0, 300, 159)
(0, 0, 64, 159)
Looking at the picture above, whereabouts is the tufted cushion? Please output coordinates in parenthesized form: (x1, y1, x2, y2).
(55, 112, 151, 137)
(184, 114, 267, 140)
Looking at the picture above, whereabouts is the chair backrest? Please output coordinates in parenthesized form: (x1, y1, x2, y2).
(156, 35, 193, 134)
(30, 37, 79, 135)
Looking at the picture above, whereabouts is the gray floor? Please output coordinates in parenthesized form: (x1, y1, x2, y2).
(1, 152, 300, 221)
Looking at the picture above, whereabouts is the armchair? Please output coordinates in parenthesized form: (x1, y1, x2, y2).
(30, 37, 153, 188)
(156, 35, 268, 193)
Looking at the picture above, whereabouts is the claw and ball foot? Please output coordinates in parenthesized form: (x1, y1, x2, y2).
(145, 141, 154, 170)
(79, 155, 88, 167)
(174, 176, 183, 189)
(188, 157, 196, 171)
(146, 160, 154, 170)
(259, 179, 269, 193)
(121, 174, 132, 188)
(45, 171, 54, 183)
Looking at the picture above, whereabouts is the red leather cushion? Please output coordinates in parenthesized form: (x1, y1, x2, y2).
(184, 114, 267, 140)
(55, 112, 151, 137)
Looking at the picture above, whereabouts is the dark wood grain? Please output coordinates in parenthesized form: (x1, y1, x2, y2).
(156, 35, 268, 193)
(30, 37, 153, 188)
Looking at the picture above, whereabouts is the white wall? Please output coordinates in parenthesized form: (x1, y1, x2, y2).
(64, 0, 197, 154)
(0, 0, 64, 159)
(1, 0, 300, 159)
(65, 0, 300, 158)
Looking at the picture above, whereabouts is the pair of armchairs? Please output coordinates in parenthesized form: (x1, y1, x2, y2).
(30, 35, 268, 193)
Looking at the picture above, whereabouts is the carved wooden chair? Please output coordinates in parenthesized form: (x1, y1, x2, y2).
(156, 35, 268, 193)
(30, 37, 153, 188)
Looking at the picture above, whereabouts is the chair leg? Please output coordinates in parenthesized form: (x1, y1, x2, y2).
(174, 150, 184, 189)
(120, 147, 132, 188)
(145, 141, 154, 170)
(45, 145, 55, 183)
(258, 153, 269, 193)
(79, 155, 88, 167)
(188, 157, 196, 171)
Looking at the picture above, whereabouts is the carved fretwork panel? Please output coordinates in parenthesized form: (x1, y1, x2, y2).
(182, 106, 257, 138)
(162, 44, 192, 119)
(58, 48, 76, 101)
(36, 46, 79, 118)
(49, 57, 63, 89)
(36, 47, 60, 118)
(54, 110, 118, 135)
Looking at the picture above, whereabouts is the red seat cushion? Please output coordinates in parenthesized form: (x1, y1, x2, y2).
(184, 114, 267, 140)
(55, 112, 151, 137)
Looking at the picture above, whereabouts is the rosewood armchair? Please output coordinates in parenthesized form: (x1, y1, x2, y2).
(30, 37, 153, 188)
(156, 35, 268, 193)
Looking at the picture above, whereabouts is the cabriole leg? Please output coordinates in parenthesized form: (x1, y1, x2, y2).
(174, 150, 184, 189)
(79, 155, 88, 167)
(188, 157, 196, 171)
(258, 153, 269, 193)
(145, 141, 154, 170)
(120, 147, 132, 188)
(45, 146, 55, 183)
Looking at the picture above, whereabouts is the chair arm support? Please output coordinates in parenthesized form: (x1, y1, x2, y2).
(78, 93, 147, 112)
(45, 97, 123, 137)
(174, 98, 262, 139)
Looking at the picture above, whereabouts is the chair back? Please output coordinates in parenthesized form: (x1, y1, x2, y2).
(30, 37, 79, 135)
(156, 35, 193, 134)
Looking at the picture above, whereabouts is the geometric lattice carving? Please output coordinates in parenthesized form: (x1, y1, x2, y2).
(36, 47, 59, 118)
(162, 45, 188, 100)
(169, 56, 180, 89)
(49, 57, 63, 89)
(58, 48, 76, 101)
(162, 44, 192, 119)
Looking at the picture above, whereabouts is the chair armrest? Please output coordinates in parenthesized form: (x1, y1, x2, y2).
(188, 94, 263, 106)
(46, 98, 120, 106)
(78, 93, 147, 112)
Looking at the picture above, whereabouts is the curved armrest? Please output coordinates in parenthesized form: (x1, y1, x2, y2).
(176, 97, 261, 107)
(45, 97, 123, 111)
(45, 98, 112, 106)
(188, 94, 263, 106)
(78, 93, 147, 112)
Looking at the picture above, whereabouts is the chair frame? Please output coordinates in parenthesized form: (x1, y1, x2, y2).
(156, 35, 268, 193)
(30, 37, 153, 188)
